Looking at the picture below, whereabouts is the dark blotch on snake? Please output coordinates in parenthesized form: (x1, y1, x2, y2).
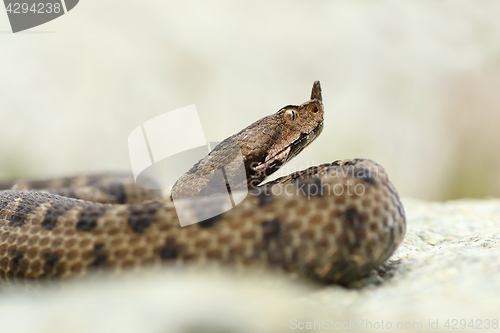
(11, 251, 23, 267)
(10, 211, 27, 228)
(76, 219, 97, 232)
(198, 214, 222, 228)
(297, 177, 324, 197)
(42, 199, 80, 230)
(343, 207, 360, 228)
(352, 166, 376, 185)
(128, 216, 153, 233)
(106, 183, 127, 204)
(262, 219, 281, 240)
(127, 203, 161, 233)
(76, 205, 110, 232)
(159, 242, 179, 260)
(44, 252, 59, 268)
(256, 190, 273, 207)
(92, 244, 107, 267)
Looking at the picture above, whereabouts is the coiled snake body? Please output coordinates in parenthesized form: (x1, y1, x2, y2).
(0, 82, 405, 284)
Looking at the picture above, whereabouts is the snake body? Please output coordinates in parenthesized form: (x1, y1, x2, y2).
(0, 82, 405, 284)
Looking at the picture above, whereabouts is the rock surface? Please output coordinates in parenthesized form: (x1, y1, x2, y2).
(0, 198, 499, 333)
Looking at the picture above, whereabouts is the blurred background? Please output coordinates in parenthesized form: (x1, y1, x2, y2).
(0, 0, 499, 201)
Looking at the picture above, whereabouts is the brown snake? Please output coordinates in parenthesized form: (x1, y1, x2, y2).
(0, 81, 405, 285)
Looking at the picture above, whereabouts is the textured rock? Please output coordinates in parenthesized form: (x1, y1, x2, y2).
(0, 199, 499, 332)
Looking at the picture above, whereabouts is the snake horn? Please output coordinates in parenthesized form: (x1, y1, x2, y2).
(311, 81, 322, 101)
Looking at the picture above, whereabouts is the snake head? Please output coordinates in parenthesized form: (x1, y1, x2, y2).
(248, 81, 325, 186)
(172, 81, 325, 197)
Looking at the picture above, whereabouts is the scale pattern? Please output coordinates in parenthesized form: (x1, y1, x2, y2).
(0, 159, 405, 284)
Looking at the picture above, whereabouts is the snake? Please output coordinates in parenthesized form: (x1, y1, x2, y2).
(0, 81, 405, 285)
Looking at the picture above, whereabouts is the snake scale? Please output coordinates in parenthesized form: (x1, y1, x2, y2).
(0, 81, 405, 285)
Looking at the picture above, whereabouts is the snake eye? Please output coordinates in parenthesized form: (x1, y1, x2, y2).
(311, 105, 319, 113)
(285, 109, 297, 121)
